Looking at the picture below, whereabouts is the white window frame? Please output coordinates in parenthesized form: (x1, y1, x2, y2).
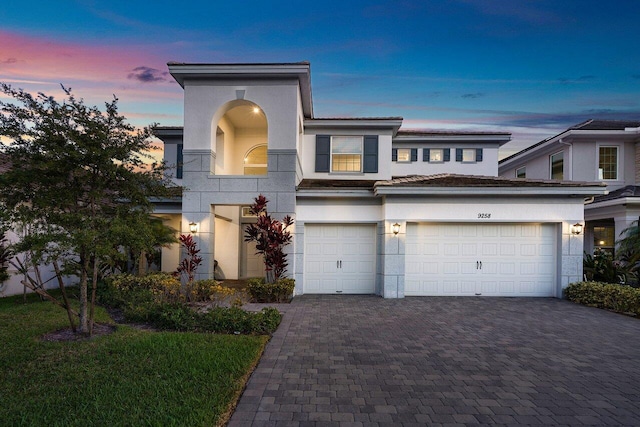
(429, 148, 444, 163)
(331, 136, 363, 173)
(550, 151, 564, 180)
(396, 148, 411, 162)
(462, 148, 476, 163)
(515, 166, 526, 178)
(597, 145, 619, 181)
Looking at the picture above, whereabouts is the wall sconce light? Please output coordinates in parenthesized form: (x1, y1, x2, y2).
(189, 222, 198, 234)
(571, 223, 583, 235)
(392, 223, 401, 235)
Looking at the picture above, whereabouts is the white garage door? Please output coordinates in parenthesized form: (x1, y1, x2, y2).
(406, 223, 556, 297)
(304, 224, 376, 294)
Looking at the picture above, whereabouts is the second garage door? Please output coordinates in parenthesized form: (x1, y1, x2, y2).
(405, 223, 557, 297)
(304, 224, 377, 294)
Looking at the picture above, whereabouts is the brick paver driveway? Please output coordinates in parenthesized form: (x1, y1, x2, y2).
(229, 296, 640, 426)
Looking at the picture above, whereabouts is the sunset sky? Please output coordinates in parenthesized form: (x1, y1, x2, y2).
(1, 0, 639, 157)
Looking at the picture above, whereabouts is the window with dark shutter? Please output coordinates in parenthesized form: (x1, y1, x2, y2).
(363, 135, 378, 173)
(315, 135, 330, 172)
(476, 148, 483, 162)
(444, 148, 450, 162)
(455, 148, 463, 162)
(423, 148, 430, 161)
(392, 148, 398, 161)
(410, 148, 418, 162)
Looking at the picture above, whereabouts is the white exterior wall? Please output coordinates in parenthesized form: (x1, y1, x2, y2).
(391, 145, 499, 177)
(501, 145, 570, 180)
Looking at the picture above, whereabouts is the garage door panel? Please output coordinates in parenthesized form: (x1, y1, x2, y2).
(406, 223, 556, 297)
(304, 224, 376, 294)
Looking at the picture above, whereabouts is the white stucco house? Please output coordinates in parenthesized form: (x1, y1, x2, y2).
(499, 120, 640, 255)
(151, 62, 608, 298)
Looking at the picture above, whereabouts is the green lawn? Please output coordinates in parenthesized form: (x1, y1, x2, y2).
(0, 293, 268, 426)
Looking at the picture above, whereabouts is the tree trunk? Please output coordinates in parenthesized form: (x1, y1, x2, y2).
(138, 250, 147, 276)
(89, 256, 99, 336)
(53, 260, 76, 333)
(78, 255, 90, 335)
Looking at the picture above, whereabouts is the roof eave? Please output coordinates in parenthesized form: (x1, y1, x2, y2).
(374, 186, 608, 197)
(586, 196, 640, 209)
(304, 118, 403, 133)
(168, 62, 313, 118)
(395, 133, 511, 145)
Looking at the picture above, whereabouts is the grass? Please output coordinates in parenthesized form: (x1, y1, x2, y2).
(0, 292, 268, 426)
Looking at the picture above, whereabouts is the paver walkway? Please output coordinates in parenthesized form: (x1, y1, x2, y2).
(229, 296, 640, 426)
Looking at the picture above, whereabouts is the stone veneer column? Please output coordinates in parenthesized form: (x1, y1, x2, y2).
(381, 221, 405, 298)
(561, 221, 584, 295)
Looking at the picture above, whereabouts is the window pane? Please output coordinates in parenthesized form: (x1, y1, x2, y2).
(594, 226, 615, 250)
(332, 154, 361, 172)
(516, 167, 526, 178)
(397, 149, 410, 162)
(598, 146, 618, 180)
(332, 137, 362, 154)
(430, 149, 443, 162)
(551, 152, 563, 180)
(462, 149, 476, 162)
(245, 145, 267, 164)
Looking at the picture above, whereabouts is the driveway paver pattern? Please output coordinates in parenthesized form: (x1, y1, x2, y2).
(229, 296, 640, 426)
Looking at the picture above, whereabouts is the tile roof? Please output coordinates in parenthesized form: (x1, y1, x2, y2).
(311, 117, 404, 121)
(397, 129, 511, 136)
(375, 174, 605, 188)
(570, 119, 640, 130)
(298, 174, 605, 190)
(592, 185, 640, 203)
(297, 179, 377, 190)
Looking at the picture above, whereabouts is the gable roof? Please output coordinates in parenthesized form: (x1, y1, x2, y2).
(500, 119, 640, 166)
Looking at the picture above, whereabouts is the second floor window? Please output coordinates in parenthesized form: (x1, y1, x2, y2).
(516, 166, 526, 178)
(598, 146, 618, 180)
(550, 152, 563, 180)
(244, 145, 268, 175)
(332, 136, 362, 172)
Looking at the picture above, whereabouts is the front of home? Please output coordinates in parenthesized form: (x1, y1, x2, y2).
(151, 61, 607, 299)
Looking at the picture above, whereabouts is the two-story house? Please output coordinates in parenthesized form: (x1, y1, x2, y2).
(499, 120, 640, 255)
(153, 61, 606, 298)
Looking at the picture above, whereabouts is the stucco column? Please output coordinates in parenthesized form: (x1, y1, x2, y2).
(382, 221, 405, 298)
(561, 221, 584, 294)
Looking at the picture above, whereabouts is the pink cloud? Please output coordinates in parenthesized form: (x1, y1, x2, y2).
(0, 30, 170, 86)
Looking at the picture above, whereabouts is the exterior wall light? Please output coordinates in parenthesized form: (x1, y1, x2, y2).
(189, 222, 198, 234)
(392, 223, 401, 235)
(571, 223, 583, 235)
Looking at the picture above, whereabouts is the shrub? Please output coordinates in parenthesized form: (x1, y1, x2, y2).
(564, 281, 640, 316)
(247, 277, 295, 303)
(191, 279, 241, 305)
(110, 272, 182, 303)
(583, 248, 636, 285)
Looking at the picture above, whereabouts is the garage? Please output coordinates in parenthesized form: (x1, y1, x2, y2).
(304, 224, 377, 294)
(405, 223, 556, 296)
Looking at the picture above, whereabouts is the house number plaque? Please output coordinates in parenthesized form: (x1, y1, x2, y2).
(477, 213, 491, 218)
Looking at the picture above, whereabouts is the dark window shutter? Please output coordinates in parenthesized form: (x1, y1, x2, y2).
(176, 144, 183, 179)
(423, 148, 430, 161)
(410, 148, 418, 162)
(392, 148, 398, 161)
(363, 135, 378, 173)
(476, 148, 483, 162)
(315, 135, 330, 172)
(444, 148, 451, 162)
(455, 148, 463, 162)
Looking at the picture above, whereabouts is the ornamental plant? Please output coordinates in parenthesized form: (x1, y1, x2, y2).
(174, 234, 202, 301)
(244, 195, 294, 284)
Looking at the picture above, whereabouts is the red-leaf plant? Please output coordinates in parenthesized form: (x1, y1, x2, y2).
(174, 233, 202, 300)
(244, 195, 293, 284)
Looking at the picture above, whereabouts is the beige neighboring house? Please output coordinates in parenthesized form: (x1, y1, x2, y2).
(499, 120, 640, 255)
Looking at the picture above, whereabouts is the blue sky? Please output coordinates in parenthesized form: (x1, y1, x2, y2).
(1, 0, 639, 156)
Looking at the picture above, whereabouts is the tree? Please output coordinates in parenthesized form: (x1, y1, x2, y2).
(0, 232, 10, 284)
(244, 195, 293, 283)
(0, 83, 176, 335)
(174, 233, 202, 301)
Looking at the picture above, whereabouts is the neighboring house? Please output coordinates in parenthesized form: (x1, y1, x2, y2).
(499, 120, 640, 255)
(152, 61, 606, 298)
